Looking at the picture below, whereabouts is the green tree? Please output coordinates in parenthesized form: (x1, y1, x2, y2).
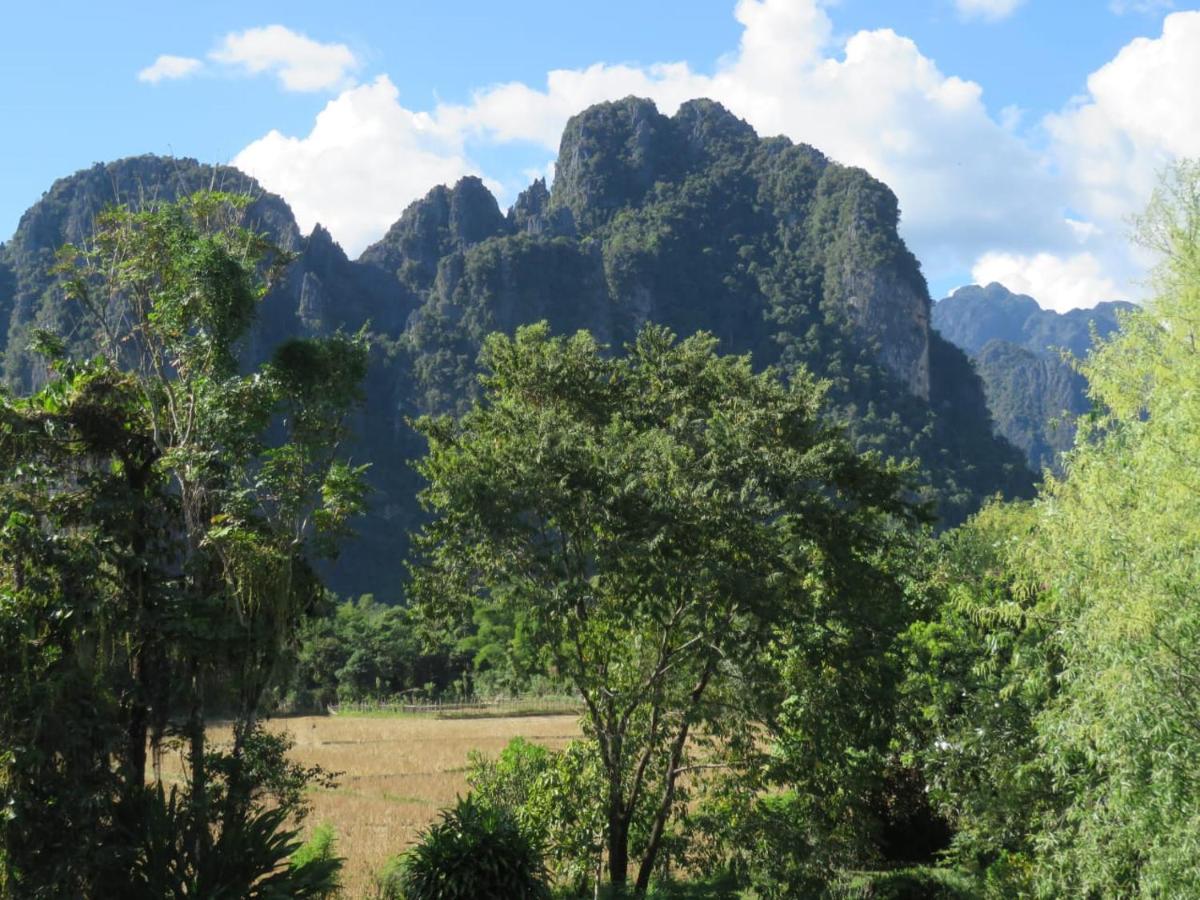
(468, 738, 608, 894)
(410, 323, 924, 893)
(1018, 160, 1200, 895)
(285, 594, 465, 709)
(906, 161, 1200, 896)
(0, 192, 366, 895)
(901, 501, 1052, 893)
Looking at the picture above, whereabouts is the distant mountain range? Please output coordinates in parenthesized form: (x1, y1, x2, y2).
(0, 97, 1034, 598)
(933, 282, 1134, 473)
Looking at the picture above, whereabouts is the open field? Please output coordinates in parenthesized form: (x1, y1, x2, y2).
(168, 713, 582, 895)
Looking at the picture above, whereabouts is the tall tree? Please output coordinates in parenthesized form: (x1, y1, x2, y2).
(1019, 160, 1200, 895)
(410, 323, 924, 893)
(0, 192, 365, 896)
(907, 161, 1200, 896)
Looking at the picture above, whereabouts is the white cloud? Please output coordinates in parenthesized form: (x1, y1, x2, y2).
(432, 0, 1065, 275)
(137, 55, 203, 84)
(210, 25, 359, 92)
(1047, 12, 1200, 223)
(233, 76, 477, 253)
(230, 1, 1200, 311)
(972, 251, 1124, 313)
(965, 11, 1200, 310)
(954, 0, 1026, 22)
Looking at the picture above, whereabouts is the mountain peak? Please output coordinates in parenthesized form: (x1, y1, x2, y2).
(359, 175, 509, 288)
(935, 282, 1129, 357)
(7, 154, 301, 254)
(551, 96, 680, 231)
(671, 99, 756, 162)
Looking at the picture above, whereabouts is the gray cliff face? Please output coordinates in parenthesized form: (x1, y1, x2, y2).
(298, 271, 333, 335)
(838, 262, 931, 399)
(831, 192, 931, 398)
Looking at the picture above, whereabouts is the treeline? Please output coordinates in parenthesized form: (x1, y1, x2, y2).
(276, 595, 562, 710)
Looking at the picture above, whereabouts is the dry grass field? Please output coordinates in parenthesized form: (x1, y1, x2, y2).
(164, 713, 582, 896)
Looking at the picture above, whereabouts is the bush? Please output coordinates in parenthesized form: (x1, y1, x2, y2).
(833, 866, 977, 900)
(124, 787, 344, 899)
(467, 738, 608, 894)
(290, 823, 344, 898)
(373, 855, 406, 900)
(383, 795, 550, 899)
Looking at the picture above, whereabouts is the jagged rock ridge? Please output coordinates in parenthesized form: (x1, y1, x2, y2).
(933, 282, 1134, 472)
(0, 98, 1034, 597)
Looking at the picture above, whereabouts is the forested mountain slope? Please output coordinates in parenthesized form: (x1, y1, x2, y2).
(933, 282, 1133, 472)
(0, 97, 1033, 597)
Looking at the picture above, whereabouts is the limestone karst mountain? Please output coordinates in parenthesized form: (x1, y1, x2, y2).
(933, 282, 1134, 472)
(0, 98, 1033, 597)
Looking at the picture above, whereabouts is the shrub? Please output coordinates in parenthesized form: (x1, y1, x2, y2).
(124, 787, 344, 899)
(290, 823, 344, 898)
(468, 738, 608, 894)
(388, 794, 550, 899)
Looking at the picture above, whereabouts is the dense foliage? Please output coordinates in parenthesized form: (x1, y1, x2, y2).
(0, 193, 362, 896)
(378, 795, 550, 900)
(409, 322, 928, 893)
(280, 594, 466, 709)
(905, 161, 1200, 896)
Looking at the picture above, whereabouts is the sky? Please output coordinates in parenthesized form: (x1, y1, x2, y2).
(2, 0, 1198, 311)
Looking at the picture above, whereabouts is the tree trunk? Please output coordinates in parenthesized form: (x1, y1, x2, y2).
(125, 676, 148, 792)
(607, 782, 630, 889)
(187, 661, 209, 860)
(634, 660, 717, 894)
(632, 727, 688, 895)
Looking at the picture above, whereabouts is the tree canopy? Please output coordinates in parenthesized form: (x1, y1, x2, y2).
(905, 160, 1200, 897)
(0, 192, 364, 896)
(410, 322, 927, 893)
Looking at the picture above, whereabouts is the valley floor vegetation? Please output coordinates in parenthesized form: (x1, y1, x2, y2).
(4, 162, 1200, 897)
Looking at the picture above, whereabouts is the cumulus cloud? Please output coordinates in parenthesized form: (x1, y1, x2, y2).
(210, 25, 359, 92)
(1046, 12, 1200, 223)
(972, 10, 1200, 309)
(232, 1, 1200, 310)
(972, 251, 1124, 313)
(138, 55, 203, 84)
(233, 76, 477, 252)
(245, 0, 1066, 268)
(954, 0, 1026, 22)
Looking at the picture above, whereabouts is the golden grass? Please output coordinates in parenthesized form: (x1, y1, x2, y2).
(163, 714, 581, 896)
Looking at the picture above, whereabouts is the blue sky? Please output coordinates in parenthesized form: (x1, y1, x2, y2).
(2, 0, 1196, 309)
